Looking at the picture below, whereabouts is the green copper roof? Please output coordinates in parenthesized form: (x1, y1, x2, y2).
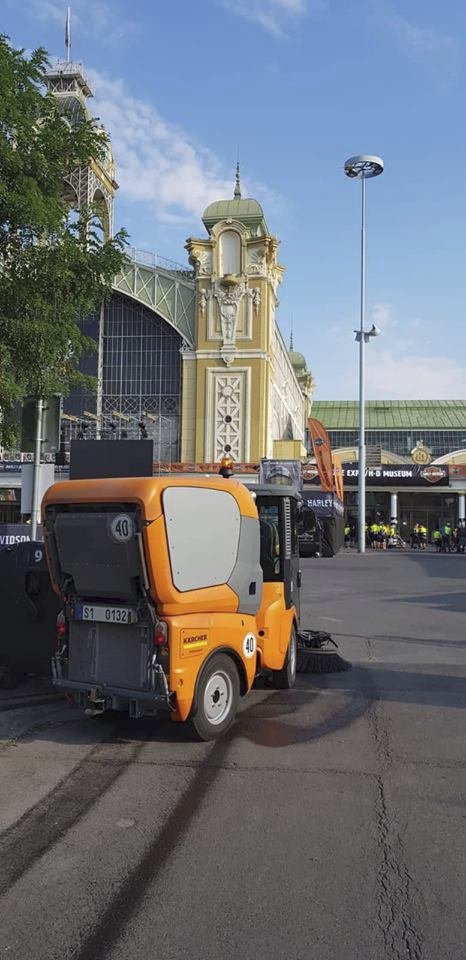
(311, 401, 466, 430)
(202, 198, 268, 235)
(289, 350, 307, 373)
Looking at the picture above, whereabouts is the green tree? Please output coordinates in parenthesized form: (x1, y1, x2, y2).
(0, 35, 128, 445)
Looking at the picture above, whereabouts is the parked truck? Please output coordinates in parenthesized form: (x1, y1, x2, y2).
(42, 475, 301, 740)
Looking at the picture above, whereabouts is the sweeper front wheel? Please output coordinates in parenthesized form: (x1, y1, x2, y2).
(272, 625, 297, 689)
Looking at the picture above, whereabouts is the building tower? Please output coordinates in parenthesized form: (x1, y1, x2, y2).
(183, 168, 312, 463)
(45, 57, 119, 434)
(288, 339, 314, 448)
(44, 59, 118, 239)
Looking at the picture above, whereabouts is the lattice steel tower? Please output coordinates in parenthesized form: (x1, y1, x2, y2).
(45, 57, 120, 436)
(44, 59, 118, 239)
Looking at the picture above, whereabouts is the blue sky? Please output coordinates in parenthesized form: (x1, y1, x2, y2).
(4, 0, 466, 400)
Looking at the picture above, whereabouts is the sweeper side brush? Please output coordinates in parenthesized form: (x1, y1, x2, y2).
(297, 631, 352, 674)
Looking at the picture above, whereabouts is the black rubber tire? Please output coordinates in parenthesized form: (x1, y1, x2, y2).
(189, 653, 240, 741)
(272, 625, 297, 690)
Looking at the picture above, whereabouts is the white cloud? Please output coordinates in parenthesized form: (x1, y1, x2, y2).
(220, 0, 326, 36)
(31, 0, 64, 27)
(365, 350, 466, 400)
(336, 299, 465, 398)
(89, 70, 279, 228)
(32, 0, 140, 46)
(370, 302, 396, 329)
(371, 1, 459, 85)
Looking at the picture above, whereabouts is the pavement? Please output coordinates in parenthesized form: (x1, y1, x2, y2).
(0, 550, 465, 960)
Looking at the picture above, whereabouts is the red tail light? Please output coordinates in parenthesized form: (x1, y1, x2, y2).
(153, 621, 168, 646)
(56, 612, 67, 642)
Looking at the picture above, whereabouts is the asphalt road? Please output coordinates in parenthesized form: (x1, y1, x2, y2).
(0, 550, 465, 960)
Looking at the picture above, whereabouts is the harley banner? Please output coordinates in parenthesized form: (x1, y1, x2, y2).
(341, 463, 449, 486)
(307, 418, 335, 493)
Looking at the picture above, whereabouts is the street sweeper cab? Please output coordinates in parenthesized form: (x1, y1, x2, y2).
(42, 476, 301, 740)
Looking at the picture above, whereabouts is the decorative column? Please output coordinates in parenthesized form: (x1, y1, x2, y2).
(458, 492, 466, 522)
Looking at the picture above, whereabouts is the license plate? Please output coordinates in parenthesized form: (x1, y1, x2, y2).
(76, 604, 137, 625)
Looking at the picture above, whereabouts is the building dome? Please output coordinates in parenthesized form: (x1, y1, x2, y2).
(202, 165, 268, 236)
(289, 349, 307, 375)
(202, 197, 264, 223)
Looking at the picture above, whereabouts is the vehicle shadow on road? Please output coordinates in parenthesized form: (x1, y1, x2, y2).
(332, 630, 466, 649)
(4, 659, 465, 754)
(404, 551, 466, 580)
(238, 665, 465, 756)
(297, 663, 466, 709)
(1, 679, 370, 751)
(396, 591, 466, 614)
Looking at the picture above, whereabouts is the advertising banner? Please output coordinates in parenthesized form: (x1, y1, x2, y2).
(302, 491, 345, 518)
(0, 461, 23, 474)
(341, 463, 449, 486)
(307, 418, 335, 493)
(259, 459, 303, 490)
(157, 462, 258, 475)
(333, 454, 344, 501)
(0, 524, 44, 550)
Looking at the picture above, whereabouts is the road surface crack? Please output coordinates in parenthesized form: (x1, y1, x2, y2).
(368, 695, 424, 960)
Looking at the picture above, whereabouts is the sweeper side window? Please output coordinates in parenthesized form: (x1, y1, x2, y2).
(163, 486, 241, 592)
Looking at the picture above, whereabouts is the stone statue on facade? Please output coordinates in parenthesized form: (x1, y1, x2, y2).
(247, 247, 266, 275)
(213, 281, 246, 346)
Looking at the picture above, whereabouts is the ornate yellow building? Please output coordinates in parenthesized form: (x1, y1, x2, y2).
(44, 59, 311, 466)
(182, 168, 313, 463)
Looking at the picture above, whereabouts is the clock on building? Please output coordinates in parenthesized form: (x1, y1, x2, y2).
(411, 441, 432, 465)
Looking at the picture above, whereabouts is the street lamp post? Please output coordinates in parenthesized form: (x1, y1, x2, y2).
(344, 155, 384, 553)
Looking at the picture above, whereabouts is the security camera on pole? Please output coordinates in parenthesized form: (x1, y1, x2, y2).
(344, 154, 384, 554)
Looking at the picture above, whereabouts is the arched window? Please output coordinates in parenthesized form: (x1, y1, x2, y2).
(219, 230, 241, 275)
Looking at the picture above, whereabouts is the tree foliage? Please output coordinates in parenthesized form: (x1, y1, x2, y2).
(0, 35, 128, 445)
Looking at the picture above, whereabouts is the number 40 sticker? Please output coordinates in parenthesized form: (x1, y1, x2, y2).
(110, 514, 133, 543)
(243, 633, 256, 659)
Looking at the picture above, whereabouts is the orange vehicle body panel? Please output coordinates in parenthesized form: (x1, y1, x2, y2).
(163, 612, 258, 721)
(42, 475, 291, 722)
(43, 476, 257, 616)
(256, 582, 296, 671)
